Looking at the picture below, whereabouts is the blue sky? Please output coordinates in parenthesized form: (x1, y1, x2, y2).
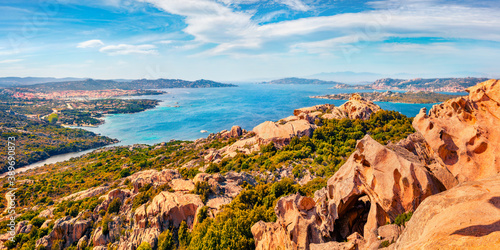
(0, 0, 499, 81)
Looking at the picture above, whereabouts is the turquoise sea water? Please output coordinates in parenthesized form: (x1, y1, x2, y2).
(81, 84, 446, 146)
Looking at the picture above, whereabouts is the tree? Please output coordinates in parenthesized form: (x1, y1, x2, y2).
(47, 113, 58, 124)
(178, 221, 191, 248)
(158, 229, 174, 250)
(137, 242, 152, 250)
(107, 198, 121, 214)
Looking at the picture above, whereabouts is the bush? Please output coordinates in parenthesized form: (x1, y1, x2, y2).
(137, 242, 152, 250)
(157, 229, 174, 250)
(119, 168, 131, 178)
(107, 198, 122, 214)
(30, 217, 46, 228)
(193, 182, 212, 203)
(394, 211, 413, 226)
(178, 221, 191, 247)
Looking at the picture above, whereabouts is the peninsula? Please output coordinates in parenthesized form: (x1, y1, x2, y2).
(311, 91, 463, 104)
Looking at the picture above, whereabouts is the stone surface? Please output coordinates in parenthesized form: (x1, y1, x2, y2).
(36, 214, 93, 249)
(338, 93, 381, 120)
(134, 191, 203, 230)
(252, 135, 443, 250)
(377, 224, 403, 244)
(393, 174, 500, 249)
(413, 79, 500, 182)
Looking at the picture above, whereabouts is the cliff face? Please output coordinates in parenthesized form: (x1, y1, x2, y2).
(251, 136, 443, 250)
(252, 79, 500, 250)
(413, 79, 500, 182)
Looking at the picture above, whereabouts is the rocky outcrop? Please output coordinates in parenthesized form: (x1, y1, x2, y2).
(253, 120, 316, 146)
(338, 93, 381, 120)
(59, 186, 109, 202)
(413, 79, 500, 183)
(392, 174, 500, 249)
(128, 169, 182, 193)
(134, 192, 203, 230)
(36, 214, 93, 249)
(252, 135, 443, 250)
(218, 97, 380, 159)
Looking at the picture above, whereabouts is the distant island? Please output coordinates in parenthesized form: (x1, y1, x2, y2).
(311, 91, 464, 104)
(368, 77, 489, 92)
(261, 77, 344, 85)
(14, 78, 237, 92)
(264, 76, 488, 92)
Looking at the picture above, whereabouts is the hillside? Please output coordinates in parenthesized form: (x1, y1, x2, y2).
(1, 80, 499, 250)
(311, 91, 463, 104)
(16, 78, 237, 92)
(0, 77, 84, 87)
(371, 77, 488, 92)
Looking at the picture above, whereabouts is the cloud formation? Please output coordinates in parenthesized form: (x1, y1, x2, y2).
(99, 44, 158, 55)
(77, 39, 104, 48)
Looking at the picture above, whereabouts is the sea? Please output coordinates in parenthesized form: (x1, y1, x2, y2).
(7, 83, 464, 174)
(80, 83, 451, 146)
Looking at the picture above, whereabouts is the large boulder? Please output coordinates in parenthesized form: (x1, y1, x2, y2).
(253, 120, 316, 146)
(252, 135, 443, 250)
(392, 174, 500, 249)
(338, 93, 381, 120)
(134, 191, 203, 230)
(413, 79, 500, 182)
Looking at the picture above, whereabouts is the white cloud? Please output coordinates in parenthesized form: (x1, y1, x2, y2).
(99, 44, 158, 55)
(379, 43, 459, 53)
(77, 39, 105, 48)
(0, 59, 23, 64)
(278, 0, 310, 11)
(136, 0, 500, 56)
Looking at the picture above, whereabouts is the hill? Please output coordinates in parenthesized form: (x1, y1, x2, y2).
(16, 78, 237, 92)
(0, 77, 85, 87)
(371, 77, 488, 92)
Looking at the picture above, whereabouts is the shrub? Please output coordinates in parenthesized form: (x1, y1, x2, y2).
(178, 221, 191, 247)
(119, 168, 131, 178)
(137, 242, 152, 250)
(107, 198, 122, 214)
(394, 211, 413, 226)
(30, 217, 46, 228)
(157, 229, 174, 250)
(193, 182, 212, 203)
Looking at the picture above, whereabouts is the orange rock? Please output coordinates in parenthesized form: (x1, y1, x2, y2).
(413, 79, 500, 182)
(393, 174, 500, 249)
(252, 136, 443, 250)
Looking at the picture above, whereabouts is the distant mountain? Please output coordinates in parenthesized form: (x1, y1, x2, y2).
(306, 71, 382, 84)
(371, 77, 489, 92)
(263, 77, 344, 85)
(16, 78, 237, 92)
(0, 77, 85, 87)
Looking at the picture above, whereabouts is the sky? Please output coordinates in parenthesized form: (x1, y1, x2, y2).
(0, 0, 499, 82)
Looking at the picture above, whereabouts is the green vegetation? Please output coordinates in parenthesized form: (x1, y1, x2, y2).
(313, 91, 463, 104)
(393, 211, 413, 226)
(204, 110, 414, 177)
(0, 108, 418, 250)
(0, 110, 117, 173)
(137, 242, 153, 250)
(158, 229, 175, 250)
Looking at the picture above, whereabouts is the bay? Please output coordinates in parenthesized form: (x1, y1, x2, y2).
(80, 83, 443, 146)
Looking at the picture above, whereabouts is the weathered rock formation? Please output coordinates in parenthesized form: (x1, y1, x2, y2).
(252, 79, 500, 250)
(218, 97, 381, 159)
(252, 135, 443, 250)
(413, 79, 500, 182)
(36, 214, 93, 249)
(392, 174, 500, 249)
